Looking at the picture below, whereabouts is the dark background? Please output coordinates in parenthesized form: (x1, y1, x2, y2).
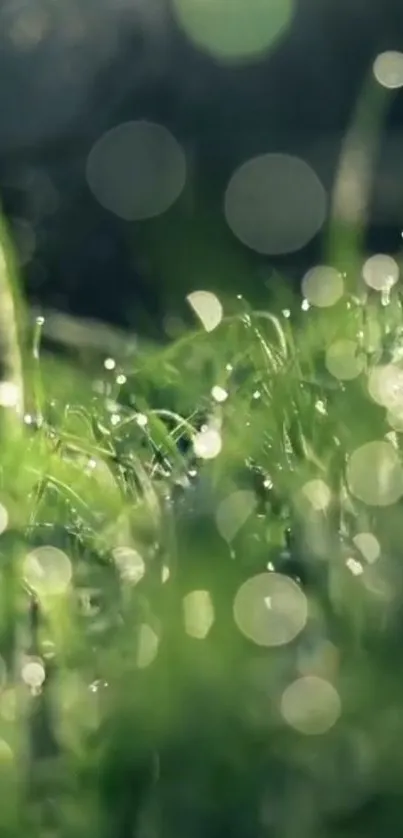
(1, 0, 403, 337)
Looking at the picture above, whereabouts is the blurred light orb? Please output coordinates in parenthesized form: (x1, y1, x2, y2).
(233, 572, 307, 647)
(302, 265, 344, 308)
(22, 659, 45, 689)
(172, 0, 294, 62)
(0, 381, 20, 408)
(325, 340, 365, 381)
(368, 364, 403, 411)
(225, 154, 326, 255)
(216, 489, 257, 542)
(353, 532, 380, 564)
(373, 51, 403, 89)
(281, 676, 341, 735)
(362, 254, 399, 291)
(187, 291, 223, 332)
(346, 441, 403, 506)
(183, 590, 214, 639)
(23, 546, 72, 595)
(137, 624, 159, 669)
(112, 546, 145, 585)
(0, 504, 8, 536)
(211, 385, 228, 403)
(86, 121, 186, 220)
(193, 427, 222, 459)
(301, 479, 331, 511)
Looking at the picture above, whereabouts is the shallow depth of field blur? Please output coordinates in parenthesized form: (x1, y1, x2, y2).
(1, 2, 403, 838)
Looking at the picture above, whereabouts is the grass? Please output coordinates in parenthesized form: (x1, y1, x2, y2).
(0, 70, 403, 838)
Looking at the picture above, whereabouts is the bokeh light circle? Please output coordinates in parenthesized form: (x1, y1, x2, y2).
(172, 0, 294, 61)
(362, 254, 399, 291)
(233, 572, 307, 647)
(86, 121, 186, 220)
(183, 590, 215, 639)
(325, 340, 365, 381)
(112, 546, 145, 585)
(23, 546, 72, 595)
(302, 265, 344, 308)
(353, 532, 380, 564)
(301, 479, 331, 511)
(281, 676, 341, 735)
(225, 154, 327, 255)
(346, 441, 403, 506)
(368, 364, 403, 411)
(373, 51, 403, 89)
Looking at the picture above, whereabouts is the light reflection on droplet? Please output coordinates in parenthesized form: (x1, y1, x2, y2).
(193, 427, 222, 460)
(346, 557, 364, 576)
(216, 490, 257, 542)
(346, 441, 403, 506)
(87, 121, 186, 220)
(183, 590, 214, 639)
(22, 658, 45, 689)
(353, 532, 380, 564)
(301, 479, 331, 511)
(362, 254, 399, 291)
(104, 357, 116, 371)
(373, 51, 403, 89)
(137, 624, 159, 669)
(0, 382, 20, 408)
(225, 154, 327, 255)
(325, 340, 365, 381)
(233, 572, 307, 647)
(23, 546, 72, 595)
(301, 265, 343, 308)
(211, 385, 228, 403)
(187, 291, 223, 332)
(281, 676, 341, 735)
(112, 546, 145, 585)
(172, 0, 294, 61)
(162, 565, 170, 583)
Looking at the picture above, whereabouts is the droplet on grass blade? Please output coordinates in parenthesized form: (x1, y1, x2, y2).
(193, 427, 222, 459)
(362, 254, 399, 291)
(187, 291, 223, 332)
(22, 658, 45, 689)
